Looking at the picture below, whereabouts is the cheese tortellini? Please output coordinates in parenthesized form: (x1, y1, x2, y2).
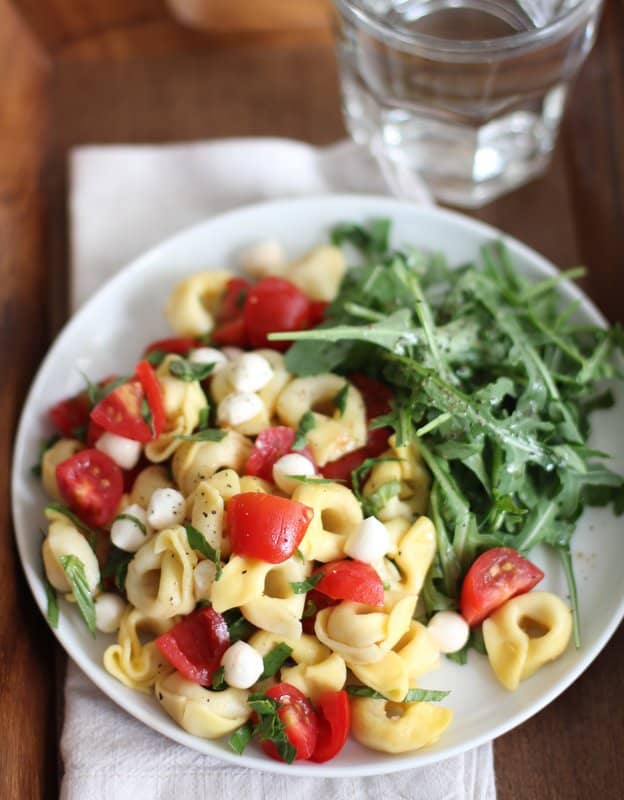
(165, 270, 233, 336)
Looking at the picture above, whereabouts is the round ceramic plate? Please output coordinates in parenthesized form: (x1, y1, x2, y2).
(11, 195, 624, 777)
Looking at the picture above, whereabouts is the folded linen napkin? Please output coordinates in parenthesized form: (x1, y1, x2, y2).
(63, 137, 496, 800)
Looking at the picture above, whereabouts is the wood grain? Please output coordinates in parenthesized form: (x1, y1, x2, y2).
(1, 0, 623, 797)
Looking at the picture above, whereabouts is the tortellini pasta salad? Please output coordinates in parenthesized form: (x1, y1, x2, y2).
(36, 221, 622, 767)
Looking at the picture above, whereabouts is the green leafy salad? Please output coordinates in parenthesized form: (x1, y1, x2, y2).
(271, 220, 624, 650)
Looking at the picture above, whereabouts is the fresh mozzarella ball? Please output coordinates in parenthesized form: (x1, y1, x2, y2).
(221, 641, 265, 689)
(272, 453, 315, 494)
(189, 347, 228, 373)
(229, 352, 273, 393)
(221, 346, 244, 361)
(147, 488, 186, 530)
(238, 239, 286, 279)
(95, 593, 126, 633)
(95, 432, 142, 470)
(217, 392, 264, 426)
(427, 611, 470, 654)
(193, 560, 217, 600)
(344, 516, 390, 563)
(110, 503, 150, 552)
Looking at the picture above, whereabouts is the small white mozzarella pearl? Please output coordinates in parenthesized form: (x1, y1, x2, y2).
(427, 611, 470, 654)
(147, 488, 186, 530)
(110, 503, 150, 552)
(238, 239, 286, 279)
(193, 560, 217, 600)
(95, 432, 142, 470)
(221, 346, 244, 361)
(221, 641, 265, 689)
(217, 392, 263, 426)
(344, 516, 390, 563)
(189, 347, 228, 373)
(95, 593, 126, 633)
(272, 453, 315, 494)
(229, 352, 273, 393)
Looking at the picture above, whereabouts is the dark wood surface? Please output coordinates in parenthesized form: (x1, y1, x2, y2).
(1, 0, 622, 797)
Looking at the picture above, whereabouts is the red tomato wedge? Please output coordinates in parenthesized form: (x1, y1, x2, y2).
(244, 426, 315, 482)
(211, 316, 249, 348)
(308, 300, 328, 327)
(49, 392, 92, 438)
(155, 606, 230, 686)
(244, 277, 312, 350)
(309, 690, 350, 763)
(144, 337, 198, 357)
(217, 277, 253, 323)
(320, 427, 391, 483)
(56, 449, 123, 528)
(313, 560, 385, 607)
(90, 380, 152, 442)
(349, 374, 393, 419)
(227, 493, 314, 563)
(135, 359, 166, 438)
(260, 683, 319, 762)
(460, 547, 545, 626)
(86, 420, 106, 447)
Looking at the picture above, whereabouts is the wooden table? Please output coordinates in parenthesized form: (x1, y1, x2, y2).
(1, 1, 622, 797)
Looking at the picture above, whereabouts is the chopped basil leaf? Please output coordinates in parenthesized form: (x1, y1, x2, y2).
(71, 424, 87, 441)
(289, 573, 323, 594)
(361, 480, 402, 517)
(260, 643, 293, 680)
(295, 548, 305, 562)
(45, 502, 97, 541)
(176, 428, 227, 443)
(301, 599, 317, 619)
(333, 384, 349, 416)
(248, 693, 297, 764)
(229, 722, 253, 755)
(59, 555, 96, 636)
(346, 686, 449, 702)
(197, 405, 211, 431)
(101, 545, 133, 593)
(169, 358, 215, 382)
(211, 665, 226, 690)
(285, 475, 341, 485)
(185, 524, 222, 580)
(145, 349, 167, 367)
(31, 434, 61, 477)
(113, 513, 147, 536)
(80, 371, 129, 406)
(222, 609, 254, 644)
(293, 411, 316, 450)
(351, 456, 401, 500)
(44, 574, 59, 629)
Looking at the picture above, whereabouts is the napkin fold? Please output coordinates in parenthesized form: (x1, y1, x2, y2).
(63, 136, 496, 800)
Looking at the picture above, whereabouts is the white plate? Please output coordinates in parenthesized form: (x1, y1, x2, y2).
(11, 195, 624, 777)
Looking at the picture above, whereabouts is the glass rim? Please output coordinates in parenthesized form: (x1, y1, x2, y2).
(335, 0, 603, 57)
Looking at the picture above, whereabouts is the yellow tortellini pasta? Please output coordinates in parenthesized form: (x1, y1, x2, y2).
(363, 435, 431, 521)
(129, 465, 174, 508)
(103, 607, 176, 692)
(276, 374, 366, 466)
(390, 516, 437, 597)
(482, 591, 573, 691)
(240, 556, 310, 640)
(41, 438, 83, 500)
(172, 432, 252, 496)
(350, 696, 452, 754)
(42, 510, 100, 594)
(186, 481, 225, 553)
(145, 355, 208, 462)
(165, 270, 233, 336)
(156, 671, 251, 738)
(211, 556, 273, 612)
(292, 481, 363, 562)
(286, 244, 346, 302)
(125, 526, 197, 619)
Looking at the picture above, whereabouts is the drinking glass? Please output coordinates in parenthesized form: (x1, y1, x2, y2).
(333, 0, 604, 207)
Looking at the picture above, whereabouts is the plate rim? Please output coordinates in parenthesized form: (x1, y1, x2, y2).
(11, 193, 623, 777)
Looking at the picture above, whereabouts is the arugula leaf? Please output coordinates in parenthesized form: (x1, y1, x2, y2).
(175, 428, 227, 443)
(293, 410, 316, 449)
(169, 357, 215, 382)
(229, 722, 253, 755)
(260, 643, 293, 679)
(59, 555, 96, 636)
(333, 384, 349, 416)
(331, 218, 391, 255)
(185, 524, 222, 580)
(289, 573, 323, 594)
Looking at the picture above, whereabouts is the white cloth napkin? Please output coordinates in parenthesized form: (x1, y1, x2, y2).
(63, 136, 496, 800)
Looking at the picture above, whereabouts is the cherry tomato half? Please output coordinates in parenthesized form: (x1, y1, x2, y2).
(320, 426, 391, 483)
(90, 380, 153, 443)
(243, 277, 312, 350)
(460, 547, 544, 626)
(211, 316, 249, 348)
(155, 606, 230, 685)
(217, 277, 253, 323)
(227, 493, 314, 563)
(244, 426, 315, 483)
(261, 683, 319, 762)
(313, 559, 385, 607)
(309, 690, 350, 763)
(143, 337, 198, 357)
(49, 392, 92, 438)
(135, 359, 166, 439)
(56, 449, 123, 528)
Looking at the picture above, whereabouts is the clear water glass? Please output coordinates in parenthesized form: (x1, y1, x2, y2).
(334, 0, 604, 207)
